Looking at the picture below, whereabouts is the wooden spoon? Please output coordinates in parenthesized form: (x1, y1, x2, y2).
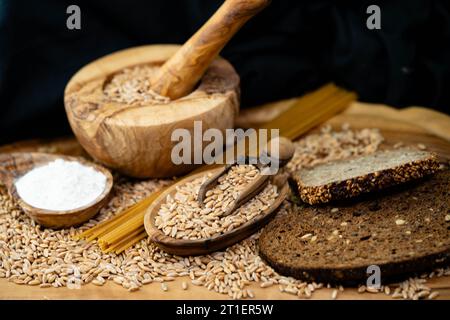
(144, 169, 289, 256)
(0, 152, 113, 229)
(198, 137, 295, 217)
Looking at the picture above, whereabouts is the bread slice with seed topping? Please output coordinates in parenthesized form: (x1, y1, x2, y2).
(259, 169, 450, 285)
(293, 149, 439, 205)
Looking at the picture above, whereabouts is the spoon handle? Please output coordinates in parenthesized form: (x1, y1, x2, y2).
(197, 137, 295, 208)
(220, 138, 295, 217)
(150, 0, 271, 100)
(198, 163, 233, 204)
(222, 174, 269, 217)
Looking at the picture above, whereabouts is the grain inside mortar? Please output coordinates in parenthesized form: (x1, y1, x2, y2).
(103, 65, 170, 105)
(0, 125, 446, 299)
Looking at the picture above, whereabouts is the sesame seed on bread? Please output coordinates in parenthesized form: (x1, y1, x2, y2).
(293, 149, 439, 205)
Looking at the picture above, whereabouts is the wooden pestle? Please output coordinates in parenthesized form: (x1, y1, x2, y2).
(150, 0, 271, 100)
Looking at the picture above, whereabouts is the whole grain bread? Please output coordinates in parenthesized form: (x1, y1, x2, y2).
(259, 168, 450, 285)
(294, 148, 439, 205)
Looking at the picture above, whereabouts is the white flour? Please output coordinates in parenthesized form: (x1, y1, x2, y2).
(15, 159, 107, 211)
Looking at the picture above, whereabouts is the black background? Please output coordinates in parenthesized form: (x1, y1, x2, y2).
(0, 300, 442, 318)
(1, 0, 449, 145)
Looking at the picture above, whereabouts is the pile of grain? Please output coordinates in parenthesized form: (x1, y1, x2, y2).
(103, 65, 170, 105)
(357, 276, 443, 300)
(286, 124, 384, 173)
(0, 126, 446, 299)
(155, 165, 278, 240)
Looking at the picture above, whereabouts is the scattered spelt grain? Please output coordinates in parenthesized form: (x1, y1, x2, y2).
(155, 165, 278, 240)
(0, 125, 444, 301)
(331, 289, 338, 300)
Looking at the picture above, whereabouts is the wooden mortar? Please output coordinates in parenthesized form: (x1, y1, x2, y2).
(64, 0, 270, 178)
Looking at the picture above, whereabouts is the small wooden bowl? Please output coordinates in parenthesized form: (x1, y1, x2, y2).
(144, 167, 289, 256)
(0, 152, 113, 229)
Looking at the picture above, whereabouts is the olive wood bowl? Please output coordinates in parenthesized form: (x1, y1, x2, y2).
(0, 152, 113, 229)
(144, 167, 288, 256)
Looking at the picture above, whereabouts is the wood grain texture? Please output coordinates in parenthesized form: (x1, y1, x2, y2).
(0, 101, 449, 299)
(0, 277, 450, 300)
(0, 275, 448, 300)
(0, 152, 113, 229)
(151, 0, 270, 99)
(64, 45, 240, 178)
(144, 169, 289, 256)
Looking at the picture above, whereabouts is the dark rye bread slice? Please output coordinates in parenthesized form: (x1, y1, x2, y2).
(259, 169, 450, 285)
(294, 149, 439, 205)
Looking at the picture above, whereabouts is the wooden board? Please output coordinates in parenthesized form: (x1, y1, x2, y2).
(0, 275, 448, 300)
(0, 101, 449, 300)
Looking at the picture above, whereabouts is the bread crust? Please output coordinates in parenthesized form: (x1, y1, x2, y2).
(259, 243, 449, 286)
(294, 152, 440, 205)
(260, 169, 450, 285)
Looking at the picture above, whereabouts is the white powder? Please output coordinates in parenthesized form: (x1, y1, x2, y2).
(15, 159, 107, 211)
